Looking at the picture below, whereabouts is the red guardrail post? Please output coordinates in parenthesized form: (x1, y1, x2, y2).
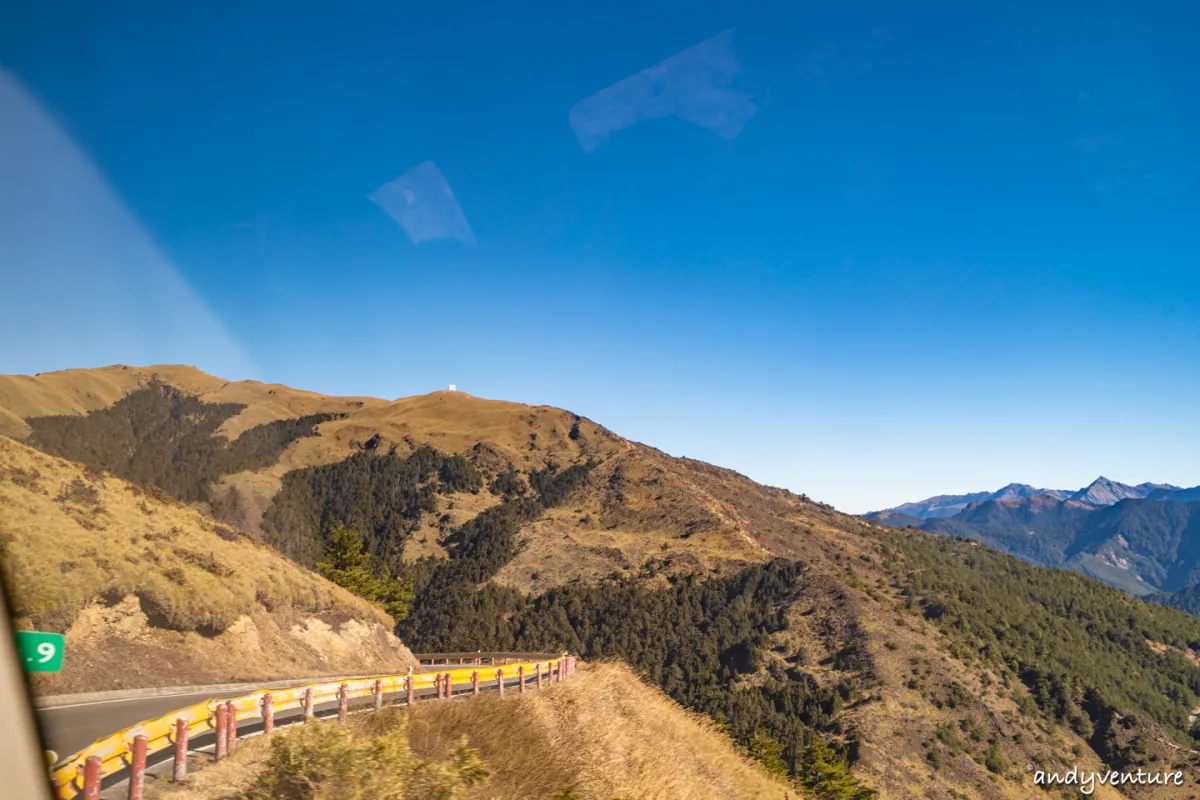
(518, 665, 525, 694)
(82, 755, 102, 800)
(127, 734, 147, 800)
(535, 663, 542, 690)
(215, 703, 228, 760)
(338, 684, 348, 724)
(496, 667, 504, 696)
(262, 692, 274, 735)
(304, 687, 314, 723)
(374, 679, 383, 711)
(472, 670, 479, 695)
(225, 701, 237, 751)
(406, 669, 415, 706)
(173, 718, 188, 782)
(446, 672, 453, 699)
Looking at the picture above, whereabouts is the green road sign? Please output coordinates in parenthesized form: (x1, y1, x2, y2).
(16, 631, 64, 673)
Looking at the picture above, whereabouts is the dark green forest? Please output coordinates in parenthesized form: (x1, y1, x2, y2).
(260, 444, 485, 568)
(393, 462, 875, 796)
(884, 530, 1200, 764)
(397, 461, 596, 642)
(25, 381, 334, 502)
(316, 522, 414, 621)
(514, 565, 874, 798)
(401, 549, 874, 795)
(398, 460, 596, 614)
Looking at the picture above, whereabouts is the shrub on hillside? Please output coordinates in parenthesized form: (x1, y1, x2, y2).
(241, 711, 488, 800)
(487, 469, 525, 498)
(317, 523, 414, 621)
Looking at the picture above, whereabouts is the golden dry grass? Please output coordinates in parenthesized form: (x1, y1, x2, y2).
(417, 661, 796, 800)
(0, 436, 415, 692)
(492, 502, 767, 596)
(145, 736, 274, 800)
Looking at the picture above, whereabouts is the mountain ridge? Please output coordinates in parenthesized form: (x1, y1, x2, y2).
(5, 364, 1200, 797)
(881, 487, 1200, 602)
(868, 483, 1068, 520)
(869, 476, 1195, 523)
(1070, 476, 1183, 506)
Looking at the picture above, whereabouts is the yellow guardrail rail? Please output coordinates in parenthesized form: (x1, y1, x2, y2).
(51, 653, 575, 800)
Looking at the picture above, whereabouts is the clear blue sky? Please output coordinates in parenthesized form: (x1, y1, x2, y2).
(2, 0, 1198, 512)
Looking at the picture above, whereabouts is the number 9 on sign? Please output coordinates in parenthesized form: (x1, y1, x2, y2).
(16, 631, 64, 673)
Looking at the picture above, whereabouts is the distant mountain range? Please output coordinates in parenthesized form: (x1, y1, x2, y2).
(865, 478, 1200, 602)
(880, 482, 1069, 520)
(871, 477, 1188, 521)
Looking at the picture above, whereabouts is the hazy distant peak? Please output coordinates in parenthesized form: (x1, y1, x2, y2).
(991, 483, 1066, 501)
(872, 483, 1066, 520)
(1070, 476, 1181, 506)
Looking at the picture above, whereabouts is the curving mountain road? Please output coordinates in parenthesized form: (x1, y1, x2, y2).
(38, 653, 551, 760)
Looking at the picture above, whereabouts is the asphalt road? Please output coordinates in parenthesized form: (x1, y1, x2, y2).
(39, 688, 257, 758)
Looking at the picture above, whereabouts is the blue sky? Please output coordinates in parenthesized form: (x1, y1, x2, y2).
(2, 0, 1198, 512)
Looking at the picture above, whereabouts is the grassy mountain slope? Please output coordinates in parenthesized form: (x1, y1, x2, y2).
(5, 365, 1200, 797)
(0, 435, 415, 694)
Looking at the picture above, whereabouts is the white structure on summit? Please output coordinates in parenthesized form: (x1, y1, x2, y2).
(448, 384, 456, 392)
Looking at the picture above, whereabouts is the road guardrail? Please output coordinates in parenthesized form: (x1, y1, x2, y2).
(51, 652, 577, 800)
